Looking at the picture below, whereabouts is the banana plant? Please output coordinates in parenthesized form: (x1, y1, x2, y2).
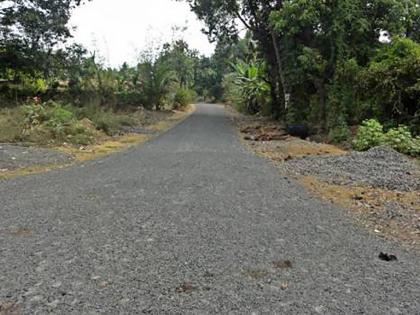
(231, 59, 270, 114)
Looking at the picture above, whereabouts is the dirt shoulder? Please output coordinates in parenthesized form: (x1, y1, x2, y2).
(0, 105, 195, 180)
(230, 108, 420, 249)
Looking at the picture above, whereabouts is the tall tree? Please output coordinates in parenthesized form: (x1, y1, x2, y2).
(181, 0, 288, 117)
(0, 0, 86, 79)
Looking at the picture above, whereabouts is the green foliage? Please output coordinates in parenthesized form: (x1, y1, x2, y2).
(22, 102, 49, 126)
(328, 125, 351, 144)
(222, 73, 246, 113)
(0, 0, 85, 79)
(3, 100, 141, 144)
(384, 126, 420, 156)
(137, 60, 176, 110)
(352, 119, 419, 156)
(230, 59, 271, 114)
(19, 101, 92, 144)
(75, 104, 136, 136)
(358, 38, 420, 127)
(172, 88, 196, 109)
(353, 119, 386, 151)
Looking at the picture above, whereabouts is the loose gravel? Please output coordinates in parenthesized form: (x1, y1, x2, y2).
(0, 105, 419, 314)
(0, 144, 73, 171)
(282, 146, 420, 191)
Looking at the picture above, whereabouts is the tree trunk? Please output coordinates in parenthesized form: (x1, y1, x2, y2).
(314, 79, 327, 132)
(271, 32, 290, 111)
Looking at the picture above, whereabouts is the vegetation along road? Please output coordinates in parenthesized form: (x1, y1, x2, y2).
(0, 104, 419, 314)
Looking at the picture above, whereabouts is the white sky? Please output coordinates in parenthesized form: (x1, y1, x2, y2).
(69, 0, 215, 67)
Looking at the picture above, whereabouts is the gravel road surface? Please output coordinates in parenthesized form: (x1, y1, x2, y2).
(0, 144, 73, 171)
(0, 104, 419, 314)
(282, 146, 419, 191)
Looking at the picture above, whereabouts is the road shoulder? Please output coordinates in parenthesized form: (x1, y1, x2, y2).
(0, 105, 195, 180)
(228, 106, 420, 250)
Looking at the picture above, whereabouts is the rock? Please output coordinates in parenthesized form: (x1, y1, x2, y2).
(379, 252, 398, 262)
(273, 260, 293, 269)
(176, 281, 194, 293)
(287, 125, 310, 140)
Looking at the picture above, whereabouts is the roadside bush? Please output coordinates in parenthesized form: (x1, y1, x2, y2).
(76, 104, 136, 135)
(353, 119, 419, 156)
(328, 124, 351, 143)
(231, 59, 271, 115)
(116, 92, 146, 109)
(172, 88, 195, 109)
(384, 126, 420, 156)
(222, 73, 246, 113)
(352, 119, 385, 151)
(18, 101, 95, 145)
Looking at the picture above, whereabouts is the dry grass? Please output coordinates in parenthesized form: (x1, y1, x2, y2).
(57, 133, 150, 162)
(0, 163, 68, 180)
(0, 108, 24, 143)
(299, 176, 420, 248)
(251, 138, 345, 162)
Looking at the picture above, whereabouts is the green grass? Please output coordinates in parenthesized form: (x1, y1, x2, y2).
(0, 101, 145, 146)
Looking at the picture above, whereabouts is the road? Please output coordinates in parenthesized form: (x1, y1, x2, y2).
(0, 104, 419, 314)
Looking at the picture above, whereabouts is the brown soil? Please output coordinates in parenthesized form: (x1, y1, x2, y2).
(299, 176, 420, 249)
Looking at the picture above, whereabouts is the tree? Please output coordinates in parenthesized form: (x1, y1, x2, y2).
(270, 0, 419, 129)
(160, 40, 198, 89)
(137, 61, 175, 110)
(181, 0, 288, 117)
(184, 0, 420, 126)
(0, 0, 87, 80)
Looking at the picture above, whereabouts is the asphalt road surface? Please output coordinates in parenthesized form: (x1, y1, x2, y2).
(0, 104, 419, 314)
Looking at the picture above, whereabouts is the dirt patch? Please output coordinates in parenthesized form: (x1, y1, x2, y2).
(0, 301, 20, 315)
(0, 227, 32, 236)
(272, 260, 293, 269)
(230, 107, 420, 249)
(299, 176, 420, 249)
(249, 139, 345, 162)
(231, 109, 345, 162)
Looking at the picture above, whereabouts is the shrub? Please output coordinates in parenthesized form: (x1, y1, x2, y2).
(64, 120, 95, 145)
(231, 59, 271, 115)
(116, 92, 146, 109)
(352, 119, 385, 151)
(353, 119, 419, 156)
(329, 124, 351, 143)
(22, 103, 49, 126)
(16, 101, 98, 145)
(384, 126, 420, 156)
(222, 73, 246, 112)
(172, 88, 196, 109)
(50, 105, 74, 124)
(76, 104, 137, 136)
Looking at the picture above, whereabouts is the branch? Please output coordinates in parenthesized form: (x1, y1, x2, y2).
(234, 10, 254, 31)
